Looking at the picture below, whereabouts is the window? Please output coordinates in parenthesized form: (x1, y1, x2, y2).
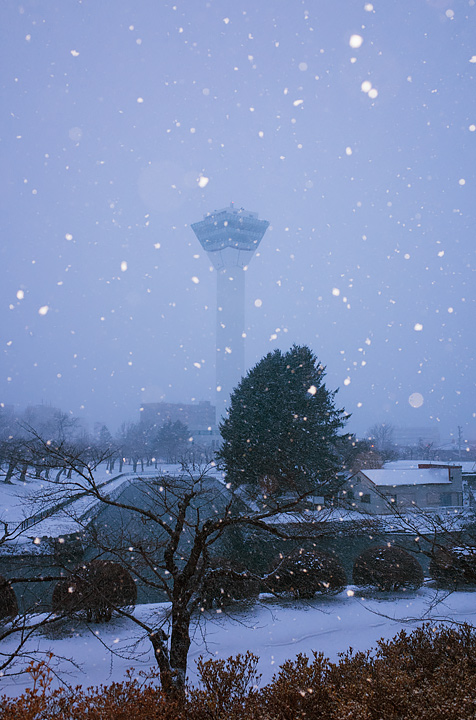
(440, 493, 453, 507)
(360, 493, 371, 504)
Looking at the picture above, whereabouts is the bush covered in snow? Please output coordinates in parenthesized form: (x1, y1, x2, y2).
(200, 558, 260, 608)
(52, 560, 136, 623)
(429, 545, 476, 588)
(265, 549, 346, 598)
(353, 545, 423, 591)
(0, 575, 18, 622)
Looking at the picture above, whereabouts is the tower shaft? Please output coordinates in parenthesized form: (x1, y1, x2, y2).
(216, 268, 245, 420)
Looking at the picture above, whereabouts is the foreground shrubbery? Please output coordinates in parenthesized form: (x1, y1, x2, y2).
(2, 624, 476, 719)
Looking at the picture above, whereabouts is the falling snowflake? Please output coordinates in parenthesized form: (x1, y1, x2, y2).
(409, 392, 424, 408)
(349, 35, 363, 49)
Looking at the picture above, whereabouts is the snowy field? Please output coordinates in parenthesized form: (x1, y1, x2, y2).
(1, 586, 475, 698)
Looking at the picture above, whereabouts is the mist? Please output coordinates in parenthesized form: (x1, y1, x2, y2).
(1, 0, 475, 445)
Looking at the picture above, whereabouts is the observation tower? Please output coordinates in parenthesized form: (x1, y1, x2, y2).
(191, 204, 269, 422)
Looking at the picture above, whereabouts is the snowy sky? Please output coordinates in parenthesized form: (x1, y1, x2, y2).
(1, 0, 475, 441)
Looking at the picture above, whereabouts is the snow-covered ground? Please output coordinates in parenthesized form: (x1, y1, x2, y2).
(1, 586, 475, 697)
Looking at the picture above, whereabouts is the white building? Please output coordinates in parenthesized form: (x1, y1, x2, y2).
(344, 464, 465, 514)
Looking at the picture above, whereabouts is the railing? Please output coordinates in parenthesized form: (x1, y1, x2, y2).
(418, 505, 469, 515)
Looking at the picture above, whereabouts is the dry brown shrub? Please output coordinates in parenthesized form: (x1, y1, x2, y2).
(0, 660, 182, 720)
(260, 652, 334, 719)
(189, 651, 261, 719)
(2, 624, 476, 719)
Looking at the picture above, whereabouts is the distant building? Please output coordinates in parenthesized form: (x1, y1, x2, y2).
(22, 404, 86, 438)
(140, 400, 216, 436)
(24, 404, 62, 427)
(0, 404, 15, 421)
(393, 427, 441, 447)
(343, 464, 464, 513)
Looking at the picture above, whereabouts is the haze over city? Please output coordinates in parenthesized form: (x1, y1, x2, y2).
(1, 0, 475, 443)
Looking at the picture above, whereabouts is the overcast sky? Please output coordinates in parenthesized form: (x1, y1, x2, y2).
(1, 0, 475, 443)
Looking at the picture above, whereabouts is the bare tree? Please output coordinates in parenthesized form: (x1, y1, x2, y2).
(367, 422, 398, 462)
(17, 429, 357, 701)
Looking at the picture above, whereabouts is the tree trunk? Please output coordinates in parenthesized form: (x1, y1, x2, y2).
(149, 629, 176, 698)
(119, 457, 124, 472)
(4, 459, 16, 484)
(149, 607, 191, 701)
(168, 606, 191, 699)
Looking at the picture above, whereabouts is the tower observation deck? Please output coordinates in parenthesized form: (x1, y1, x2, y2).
(191, 205, 269, 422)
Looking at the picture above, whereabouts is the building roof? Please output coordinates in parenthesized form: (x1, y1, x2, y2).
(385, 459, 476, 474)
(359, 467, 451, 487)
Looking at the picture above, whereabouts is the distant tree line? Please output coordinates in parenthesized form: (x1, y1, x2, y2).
(0, 406, 215, 484)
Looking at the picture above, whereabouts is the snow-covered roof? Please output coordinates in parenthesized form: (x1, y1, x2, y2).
(384, 460, 476, 473)
(359, 468, 451, 487)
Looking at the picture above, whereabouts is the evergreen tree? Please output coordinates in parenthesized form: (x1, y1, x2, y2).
(218, 345, 347, 495)
(96, 424, 113, 449)
(157, 420, 190, 463)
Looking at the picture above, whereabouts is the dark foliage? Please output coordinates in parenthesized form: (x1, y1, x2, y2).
(353, 545, 424, 591)
(200, 558, 260, 609)
(218, 345, 347, 495)
(157, 420, 190, 463)
(430, 545, 476, 587)
(52, 560, 136, 622)
(0, 575, 18, 621)
(4, 624, 476, 719)
(334, 434, 377, 472)
(266, 549, 347, 598)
